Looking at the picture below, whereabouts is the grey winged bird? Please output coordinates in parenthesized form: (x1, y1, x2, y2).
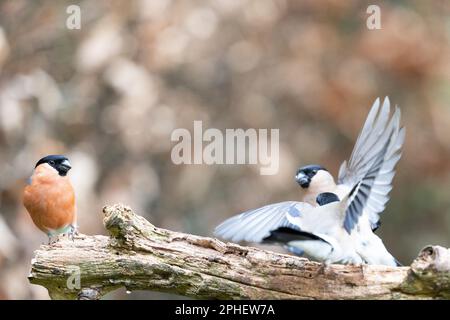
(214, 97, 405, 266)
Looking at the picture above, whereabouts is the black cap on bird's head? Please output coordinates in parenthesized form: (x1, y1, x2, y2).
(295, 164, 327, 188)
(35, 155, 72, 176)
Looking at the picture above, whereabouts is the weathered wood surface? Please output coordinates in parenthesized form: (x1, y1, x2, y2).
(28, 204, 450, 299)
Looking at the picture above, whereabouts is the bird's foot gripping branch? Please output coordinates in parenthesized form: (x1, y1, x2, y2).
(28, 204, 450, 300)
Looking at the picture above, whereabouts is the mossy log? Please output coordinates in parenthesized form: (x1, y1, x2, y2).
(28, 204, 450, 299)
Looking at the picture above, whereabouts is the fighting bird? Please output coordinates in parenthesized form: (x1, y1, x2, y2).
(23, 155, 77, 244)
(214, 97, 405, 266)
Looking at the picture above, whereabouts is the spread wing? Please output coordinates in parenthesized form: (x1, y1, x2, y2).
(343, 129, 393, 233)
(213, 201, 313, 243)
(338, 97, 405, 230)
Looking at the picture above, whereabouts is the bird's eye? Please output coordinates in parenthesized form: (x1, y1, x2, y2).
(49, 160, 55, 166)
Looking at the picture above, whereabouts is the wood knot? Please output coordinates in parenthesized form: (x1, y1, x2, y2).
(412, 245, 450, 272)
(78, 288, 101, 300)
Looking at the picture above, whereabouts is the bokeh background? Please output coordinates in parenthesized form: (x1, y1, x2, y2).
(1, 0, 450, 299)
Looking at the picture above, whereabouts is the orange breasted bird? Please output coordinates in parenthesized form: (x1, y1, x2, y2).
(23, 155, 77, 244)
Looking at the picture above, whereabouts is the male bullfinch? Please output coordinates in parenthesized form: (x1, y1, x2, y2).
(215, 97, 404, 266)
(23, 155, 77, 244)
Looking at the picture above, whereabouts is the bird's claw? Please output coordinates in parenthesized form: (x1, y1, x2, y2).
(47, 236, 60, 245)
(316, 262, 333, 276)
(68, 225, 78, 242)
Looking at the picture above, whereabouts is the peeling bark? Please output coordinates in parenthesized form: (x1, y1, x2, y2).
(28, 204, 450, 300)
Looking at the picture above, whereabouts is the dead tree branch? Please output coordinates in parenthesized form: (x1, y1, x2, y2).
(28, 204, 450, 299)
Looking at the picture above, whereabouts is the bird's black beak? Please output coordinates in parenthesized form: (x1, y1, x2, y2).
(58, 159, 72, 176)
(295, 172, 310, 188)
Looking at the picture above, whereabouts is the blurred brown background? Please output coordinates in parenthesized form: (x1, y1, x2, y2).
(0, 0, 449, 299)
